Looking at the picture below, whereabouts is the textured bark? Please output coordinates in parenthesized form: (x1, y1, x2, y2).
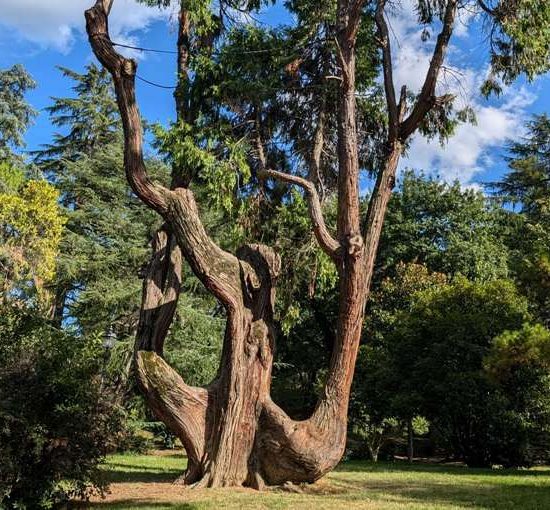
(85, 0, 459, 489)
(136, 226, 182, 355)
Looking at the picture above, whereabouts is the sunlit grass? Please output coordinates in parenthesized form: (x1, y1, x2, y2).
(85, 452, 550, 509)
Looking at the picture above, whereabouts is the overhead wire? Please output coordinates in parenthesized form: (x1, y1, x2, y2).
(110, 37, 328, 90)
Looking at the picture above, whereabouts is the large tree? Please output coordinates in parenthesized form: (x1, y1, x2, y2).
(492, 115, 550, 325)
(84, 0, 549, 488)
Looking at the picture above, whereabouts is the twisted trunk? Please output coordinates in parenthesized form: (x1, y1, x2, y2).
(83, 0, 446, 489)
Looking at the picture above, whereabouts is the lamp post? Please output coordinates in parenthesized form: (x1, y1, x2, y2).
(103, 328, 116, 349)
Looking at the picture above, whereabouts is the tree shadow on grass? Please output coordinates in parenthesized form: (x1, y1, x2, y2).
(71, 500, 197, 509)
(100, 466, 181, 484)
(329, 473, 550, 509)
(338, 460, 550, 478)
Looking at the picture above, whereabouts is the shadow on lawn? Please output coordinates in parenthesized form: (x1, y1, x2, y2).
(100, 465, 181, 484)
(72, 501, 196, 509)
(339, 460, 550, 477)
(329, 464, 550, 510)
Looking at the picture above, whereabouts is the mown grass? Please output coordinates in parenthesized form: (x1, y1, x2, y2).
(83, 452, 550, 509)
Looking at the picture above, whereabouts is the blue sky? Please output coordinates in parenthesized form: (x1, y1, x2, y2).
(0, 0, 548, 189)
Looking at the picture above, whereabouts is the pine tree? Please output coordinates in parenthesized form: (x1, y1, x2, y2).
(33, 65, 160, 335)
(0, 64, 36, 164)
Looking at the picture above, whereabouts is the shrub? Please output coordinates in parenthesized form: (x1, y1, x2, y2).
(0, 304, 124, 508)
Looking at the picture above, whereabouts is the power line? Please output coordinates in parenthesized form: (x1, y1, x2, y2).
(136, 74, 177, 89)
(112, 41, 177, 54)
(111, 39, 313, 57)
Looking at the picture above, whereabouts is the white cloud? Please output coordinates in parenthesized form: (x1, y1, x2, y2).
(386, 1, 536, 186)
(0, 0, 169, 54)
(404, 89, 535, 185)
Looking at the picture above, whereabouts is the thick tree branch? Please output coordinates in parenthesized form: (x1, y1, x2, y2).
(259, 169, 341, 260)
(136, 351, 209, 484)
(86, 0, 243, 309)
(375, 0, 399, 142)
(85, 1, 169, 214)
(136, 226, 182, 355)
(399, 0, 458, 140)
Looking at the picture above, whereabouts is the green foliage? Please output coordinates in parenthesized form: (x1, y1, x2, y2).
(379, 171, 510, 281)
(484, 0, 550, 89)
(0, 303, 124, 508)
(0, 164, 65, 303)
(487, 323, 550, 379)
(52, 142, 161, 335)
(366, 262, 448, 343)
(387, 277, 550, 466)
(0, 64, 36, 163)
(33, 65, 162, 337)
(350, 263, 447, 459)
(164, 293, 224, 387)
(154, 121, 250, 214)
(268, 190, 338, 331)
(492, 115, 550, 325)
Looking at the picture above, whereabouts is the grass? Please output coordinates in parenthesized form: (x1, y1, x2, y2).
(80, 451, 550, 509)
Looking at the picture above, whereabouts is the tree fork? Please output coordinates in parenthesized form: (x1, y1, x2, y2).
(85, 0, 461, 490)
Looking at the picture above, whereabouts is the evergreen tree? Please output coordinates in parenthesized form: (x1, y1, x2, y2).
(33, 65, 159, 335)
(0, 64, 36, 164)
(492, 115, 550, 325)
(34, 65, 223, 390)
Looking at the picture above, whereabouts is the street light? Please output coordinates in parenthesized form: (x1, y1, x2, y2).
(103, 328, 116, 349)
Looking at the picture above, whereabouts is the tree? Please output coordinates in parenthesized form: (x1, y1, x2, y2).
(0, 163, 65, 306)
(0, 302, 124, 508)
(32, 65, 155, 331)
(83, 0, 547, 487)
(388, 277, 539, 467)
(491, 115, 550, 325)
(0, 64, 36, 164)
(379, 171, 510, 282)
(350, 263, 447, 461)
(485, 323, 550, 466)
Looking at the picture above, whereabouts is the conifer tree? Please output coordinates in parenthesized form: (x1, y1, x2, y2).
(34, 65, 159, 334)
(0, 64, 36, 164)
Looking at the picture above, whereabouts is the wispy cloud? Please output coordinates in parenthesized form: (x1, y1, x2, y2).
(0, 0, 169, 54)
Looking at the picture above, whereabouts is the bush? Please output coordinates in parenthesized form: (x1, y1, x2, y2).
(0, 304, 124, 508)
(389, 278, 550, 467)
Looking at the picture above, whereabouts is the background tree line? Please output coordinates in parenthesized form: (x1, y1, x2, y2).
(1, 0, 550, 505)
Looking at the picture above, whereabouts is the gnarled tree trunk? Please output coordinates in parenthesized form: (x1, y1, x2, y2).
(85, 0, 458, 489)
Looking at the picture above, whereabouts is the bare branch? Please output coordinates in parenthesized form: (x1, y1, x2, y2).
(259, 169, 341, 261)
(308, 95, 327, 200)
(85, 0, 169, 214)
(399, 0, 458, 140)
(375, 0, 399, 141)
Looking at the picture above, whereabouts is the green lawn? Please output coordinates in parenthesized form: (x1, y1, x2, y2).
(85, 452, 550, 509)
